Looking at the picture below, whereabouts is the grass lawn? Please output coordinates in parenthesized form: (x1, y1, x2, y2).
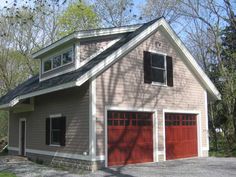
(209, 150, 236, 157)
(0, 172, 16, 177)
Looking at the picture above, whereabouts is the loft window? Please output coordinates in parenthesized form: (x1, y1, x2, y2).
(144, 51, 173, 86)
(53, 55, 62, 68)
(43, 48, 73, 73)
(151, 53, 166, 84)
(62, 49, 73, 65)
(44, 60, 52, 72)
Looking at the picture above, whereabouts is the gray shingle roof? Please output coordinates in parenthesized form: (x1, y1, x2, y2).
(0, 17, 162, 106)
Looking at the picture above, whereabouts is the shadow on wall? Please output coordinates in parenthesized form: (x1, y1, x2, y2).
(96, 30, 192, 172)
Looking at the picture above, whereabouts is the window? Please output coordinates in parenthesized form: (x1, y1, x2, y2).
(44, 60, 52, 72)
(53, 55, 62, 68)
(46, 117, 66, 146)
(62, 49, 73, 65)
(43, 48, 73, 73)
(151, 53, 166, 84)
(143, 51, 173, 86)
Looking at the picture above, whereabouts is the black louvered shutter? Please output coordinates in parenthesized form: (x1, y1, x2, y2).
(166, 56, 173, 87)
(60, 117, 66, 146)
(46, 118, 50, 145)
(144, 51, 152, 83)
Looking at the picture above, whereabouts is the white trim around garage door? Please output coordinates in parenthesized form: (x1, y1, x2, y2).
(104, 106, 158, 167)
(162, 109, 202, 161)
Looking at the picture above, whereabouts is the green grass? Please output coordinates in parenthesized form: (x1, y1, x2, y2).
(209, 150, 236, 157)
(0, 172, 16, 177)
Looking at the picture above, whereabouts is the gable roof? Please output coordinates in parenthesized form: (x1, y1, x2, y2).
(0, 17, 221, 109)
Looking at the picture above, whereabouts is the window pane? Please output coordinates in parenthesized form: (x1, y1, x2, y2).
(44, 60, 52, 72)
(53, 55, 62, 68)
(52, 118, 61, 129)
(152, 68, 165, 83)
(51, 130, 60, 144)
(62, 50, 73, 65)
(152, 54, 165, 68)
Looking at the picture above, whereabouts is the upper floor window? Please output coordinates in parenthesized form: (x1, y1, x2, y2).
(43, 48, 73, 73)
(144, 51, 173, 86)
(151, 53, 166, 84)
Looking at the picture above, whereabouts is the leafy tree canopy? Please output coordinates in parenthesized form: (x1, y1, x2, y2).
(57, 0, 100, 36)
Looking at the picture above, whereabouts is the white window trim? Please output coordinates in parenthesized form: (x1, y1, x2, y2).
(49, 116, 62, 147)
(149, 52, 167, 86)
(42, 47, 74, 74)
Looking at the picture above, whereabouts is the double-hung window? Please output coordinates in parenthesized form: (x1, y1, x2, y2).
(46, 116, 66, 146)
(144, 51, 173, 86)
(151, 53, 166, 84)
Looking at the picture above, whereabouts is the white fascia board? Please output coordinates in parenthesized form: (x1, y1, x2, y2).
(75, 19, 164, 87)
(161, 21, 221, 100)
(32, 25, 140, 59)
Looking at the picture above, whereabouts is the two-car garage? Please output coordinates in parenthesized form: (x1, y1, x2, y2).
(107, 110, 198, 166)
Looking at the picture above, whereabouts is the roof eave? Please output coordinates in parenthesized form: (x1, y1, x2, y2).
(32, 25, 141, 59)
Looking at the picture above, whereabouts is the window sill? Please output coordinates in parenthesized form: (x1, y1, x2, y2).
(151, 82, 167, 87)
(49, 144, 61, 147)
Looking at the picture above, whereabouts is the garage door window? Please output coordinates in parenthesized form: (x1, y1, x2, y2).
(165, 114, 196, 126)
(108, 111, 152, 126)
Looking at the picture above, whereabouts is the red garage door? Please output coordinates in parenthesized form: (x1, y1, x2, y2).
(108, 111, 153, 166)
(165, 113, 198, 160)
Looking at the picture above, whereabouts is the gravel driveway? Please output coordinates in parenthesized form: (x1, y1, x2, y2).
(0, 155, 236, 177)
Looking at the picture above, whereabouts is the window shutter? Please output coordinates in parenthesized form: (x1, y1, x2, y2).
(166, 56, 173, 87)
(46, 118, 50, 145)
(143, 51, 152, 83)
(60, 117, 66, 146)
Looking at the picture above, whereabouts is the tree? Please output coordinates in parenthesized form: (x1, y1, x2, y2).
(91, 0, 136, 27)
(140, 0, 182, 24)
(57, 0, 99, 36)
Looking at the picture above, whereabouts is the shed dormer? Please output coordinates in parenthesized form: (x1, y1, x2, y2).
(32, 25, 141, 81)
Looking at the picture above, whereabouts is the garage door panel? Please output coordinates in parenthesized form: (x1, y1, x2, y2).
(108, 111, 153, 166)
(165, 113, 198, 160)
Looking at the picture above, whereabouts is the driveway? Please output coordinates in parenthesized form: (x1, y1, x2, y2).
(0, 156, 236, 177)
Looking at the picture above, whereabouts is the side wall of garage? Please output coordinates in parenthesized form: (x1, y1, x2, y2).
(95, 28, 208, 162)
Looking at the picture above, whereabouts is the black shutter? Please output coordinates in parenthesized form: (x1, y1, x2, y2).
(166, 56, 173, 87)
(144, 51, 152, 83)
(46, 118, 50, 145)
(60, 117, 66, 146)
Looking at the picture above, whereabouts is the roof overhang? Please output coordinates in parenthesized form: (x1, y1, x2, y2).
(32, 25, 141, 59)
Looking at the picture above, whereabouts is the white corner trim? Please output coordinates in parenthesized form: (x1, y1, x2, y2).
(75, 19, 163, 87)
(162, 109, 203, 159)
(204, 90, 210, 150)
(32, 25, 140, 59)
(89, 77, 97, 159)
(8, 146, 19, 151)
(25, 148, 105, 161)
(202, 147, 209, 151)
(104, 106, 158, 167)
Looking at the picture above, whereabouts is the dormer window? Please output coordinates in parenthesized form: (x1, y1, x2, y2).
(43, 48, 73, 73)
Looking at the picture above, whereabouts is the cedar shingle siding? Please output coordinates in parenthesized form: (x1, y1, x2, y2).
(95, 29, 208, 160)
(9, 82, 90, 155)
